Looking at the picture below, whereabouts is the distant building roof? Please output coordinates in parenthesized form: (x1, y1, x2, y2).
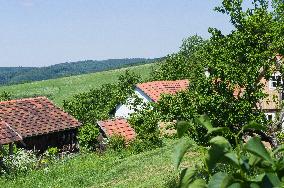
(0, 121, 22, 145)
(0, 97, 81, 144)
(97, 118, 135, 141)
(136, 79, 189, 102)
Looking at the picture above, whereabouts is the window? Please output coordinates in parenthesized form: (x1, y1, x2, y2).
(269, 72, 282, 90)
(265, 112, 275, 121)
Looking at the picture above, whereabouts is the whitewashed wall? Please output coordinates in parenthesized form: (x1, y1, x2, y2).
(115, 87, 153, 118)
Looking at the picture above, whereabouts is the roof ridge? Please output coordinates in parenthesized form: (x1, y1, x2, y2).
(1, 120, 23, 140)
(0, 96, 48, 104)
(136, 79, 188, 86)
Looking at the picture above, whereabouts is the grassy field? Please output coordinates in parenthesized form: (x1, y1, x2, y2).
(0, 63, 155, 106)
(0, 139, 204, 188)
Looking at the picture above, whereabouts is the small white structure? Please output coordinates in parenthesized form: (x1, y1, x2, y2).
(115, 87, 153, 118)
(115, 80, 189, 118)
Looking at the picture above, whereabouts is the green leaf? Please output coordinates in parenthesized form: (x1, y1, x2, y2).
(207, 127, 230, 135)
(209, 136, 231, 151)
(189, 179, 207, 188)
(244, 137, 273, 164)
(249, 173, 265, 183)
(248, 183, 261, 188)
(224, 152, 240, 167)
(273, 144, 284, 155)
(243, 121, 267, 132)
(208, 172, 234, 188)
(206, 136, 231, 171)
(227, 183, 243, 188)
(177, 121, 191, 138)
(179, 168, 196, 188)
(195, 115, 213, 131)
(248, 154, 261, 167)
(262, 173, 281, 187)
(174, 138, 193, 169)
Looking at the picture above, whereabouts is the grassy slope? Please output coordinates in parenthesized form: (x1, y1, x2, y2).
(0, 63, 155, 106)
(0, 139, 203, 188)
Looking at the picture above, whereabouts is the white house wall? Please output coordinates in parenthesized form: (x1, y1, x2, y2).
(115, 88, 152, 118)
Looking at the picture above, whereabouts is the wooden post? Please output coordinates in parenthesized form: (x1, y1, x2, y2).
(9, 143, 13, 155)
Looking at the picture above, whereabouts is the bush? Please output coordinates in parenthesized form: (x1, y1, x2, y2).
(0, 91, 12, 101)
(108, 134, 127, 152)
(78, 123, 100, 151)
(276, 132, 284, 144)
(128, 106, 163, 150)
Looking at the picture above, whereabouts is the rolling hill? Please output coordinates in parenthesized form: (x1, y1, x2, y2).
(0, 63, 156, 106)
(0, 58, 159, 86)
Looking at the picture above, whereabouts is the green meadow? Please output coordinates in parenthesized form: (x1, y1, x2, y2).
(0, 139, 204, 188)
(0, 63, 155, 106)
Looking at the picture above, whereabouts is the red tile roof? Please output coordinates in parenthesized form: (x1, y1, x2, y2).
(136, 79, 189, 102)
(97, 118, 135, 141)
(0, 121, 22, 145)
(0, 97, 81, 144)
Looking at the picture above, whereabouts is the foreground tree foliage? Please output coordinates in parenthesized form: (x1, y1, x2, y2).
(150, 0, 284, 145)
(175, 116, 284, 187)
(171, 0, 284, 187)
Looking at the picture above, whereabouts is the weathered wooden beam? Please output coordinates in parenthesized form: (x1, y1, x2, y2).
(9, 143, 13, 156)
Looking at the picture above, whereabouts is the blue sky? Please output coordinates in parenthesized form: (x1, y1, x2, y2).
(0, 0, 233, 67)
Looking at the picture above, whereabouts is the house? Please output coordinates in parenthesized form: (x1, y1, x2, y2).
(97, 118, 135, 141)
(257, 55, 284, 122)
(0, 97, 81, 152)
(115, 79, 189, 118)
(97, 80, 189, 140)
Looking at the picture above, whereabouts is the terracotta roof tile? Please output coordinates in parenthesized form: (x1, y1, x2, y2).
(136, 79, 189, 102)
(97, 118, 135, 141)
(0, 97, 81, 142)
(0, 121, 22, 145)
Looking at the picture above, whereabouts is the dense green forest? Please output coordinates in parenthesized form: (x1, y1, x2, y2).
(0, 58, 158, 85)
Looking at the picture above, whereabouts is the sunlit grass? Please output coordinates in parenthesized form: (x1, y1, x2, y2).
(0, 63, 155, 106)
(0, 139, 204, 188)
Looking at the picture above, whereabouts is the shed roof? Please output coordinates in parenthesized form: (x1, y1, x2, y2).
(0, 121, 22, 145)
(0, 97, 81, 144)
(136, 79, 189, 102)
(97, 118, 135, 141)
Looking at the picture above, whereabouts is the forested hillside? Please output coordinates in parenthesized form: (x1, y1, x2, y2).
(0, 58, 158, 85)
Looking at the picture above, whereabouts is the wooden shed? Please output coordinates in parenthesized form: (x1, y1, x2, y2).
(0, 97, 81, 152)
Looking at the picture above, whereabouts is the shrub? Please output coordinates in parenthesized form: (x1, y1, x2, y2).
(276, 132, 284, 144)
(78, 123, 100, 151)
(108, 134, 127, 152)
(128, 106, 163, 150)
(174, 115, 284, 187)
(0, 91, 12, 101)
